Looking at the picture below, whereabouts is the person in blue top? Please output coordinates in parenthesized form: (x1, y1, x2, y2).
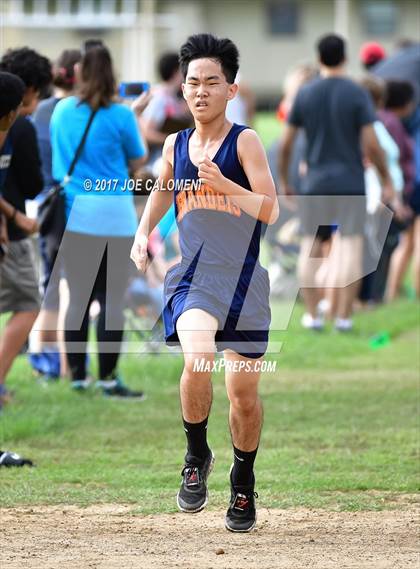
(51, 45, 149, 399)
(30, 48, 82, 381)
(131, 34, 278, 532)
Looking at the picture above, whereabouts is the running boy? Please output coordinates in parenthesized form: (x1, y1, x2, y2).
(131, 34, 278, 532)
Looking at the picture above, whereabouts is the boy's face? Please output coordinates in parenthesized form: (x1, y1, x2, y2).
(182, 58, 238, 123)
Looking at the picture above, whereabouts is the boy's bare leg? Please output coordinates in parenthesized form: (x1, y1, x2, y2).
(177, 308, 217, 424)
(224, 349, 263, 463)
(175, 308, 218, 514)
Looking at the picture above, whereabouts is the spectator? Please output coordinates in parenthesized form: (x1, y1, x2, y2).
(360, 42, 386, 71)
(280, 34, 394, 331)
(381, 81, 418, 299)
(29, 49, 82, 381)
(359, 76, 405, 303)
(0, 48, 52, 409)
(51, 46, 148, 398)
(141, 51, 192, 167)
(0, 72, 36, 467)
(0, 72, 38, 237)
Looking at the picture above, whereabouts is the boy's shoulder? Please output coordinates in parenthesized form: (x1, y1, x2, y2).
(236, 127, 262, 153)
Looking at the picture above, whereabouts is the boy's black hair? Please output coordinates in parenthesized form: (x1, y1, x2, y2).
(158, 52, 180, 82)
(0, 47, 52, 92)
(317, 34, 346, 67)
(385, 80, 415, 110)
(179, 34, 239, 83)
(0, 72, 25, 119)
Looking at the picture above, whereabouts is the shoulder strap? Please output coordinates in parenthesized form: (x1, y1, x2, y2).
(64, 109, 97, 183)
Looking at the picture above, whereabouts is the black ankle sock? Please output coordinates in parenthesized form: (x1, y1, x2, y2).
(183, 417, 210, 462)
(231, 445, 258, 487)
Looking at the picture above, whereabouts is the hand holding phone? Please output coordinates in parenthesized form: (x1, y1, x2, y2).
(119, 82, 150, 99)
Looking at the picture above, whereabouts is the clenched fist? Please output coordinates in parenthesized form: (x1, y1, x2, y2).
(130, 233, 149, 272)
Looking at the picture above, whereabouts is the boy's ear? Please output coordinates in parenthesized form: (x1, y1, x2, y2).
(227, 83, 239, 101)
(181, 83, 187, 100)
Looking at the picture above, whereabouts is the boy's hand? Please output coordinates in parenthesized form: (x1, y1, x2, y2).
(130, 233, 149, 272)
(198, 157, 226, 193)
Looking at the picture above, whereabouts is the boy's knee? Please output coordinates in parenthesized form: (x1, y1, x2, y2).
(229, 392, 258, 414)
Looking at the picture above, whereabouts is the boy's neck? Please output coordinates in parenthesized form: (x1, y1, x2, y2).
(194, 114, 231, 145)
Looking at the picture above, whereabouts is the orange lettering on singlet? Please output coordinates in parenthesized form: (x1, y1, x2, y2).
(203, 185, 217, 208)
(176, 183, 242, 220)
(176, 191, 187, 221)
(217, 193, 227, 212)
(195, 186, 207, 208)
(187, 191, 198, 210)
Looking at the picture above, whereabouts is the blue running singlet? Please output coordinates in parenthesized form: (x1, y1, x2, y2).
(162, 124, 271, 358)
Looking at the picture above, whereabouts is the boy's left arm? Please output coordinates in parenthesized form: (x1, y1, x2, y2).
(197, 129, 279, 224)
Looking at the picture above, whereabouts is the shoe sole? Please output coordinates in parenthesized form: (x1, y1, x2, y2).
(176, 453, 215, 514)
(224, 516, 257, 533)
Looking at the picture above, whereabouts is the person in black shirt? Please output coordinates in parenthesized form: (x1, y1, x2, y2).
(280, 34, 394, 331)
(0, 48, 52, 410)
(0, 72, 36, 466)
(0, 72, 38, 240)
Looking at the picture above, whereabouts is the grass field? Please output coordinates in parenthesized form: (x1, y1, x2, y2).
(254, 111, 282, 149)
(0, 298, 418, 513)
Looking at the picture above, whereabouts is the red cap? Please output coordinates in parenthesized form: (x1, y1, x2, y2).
(360, 42, 386, 66)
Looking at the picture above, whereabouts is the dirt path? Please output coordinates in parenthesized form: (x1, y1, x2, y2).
(1, 505, 418, 569)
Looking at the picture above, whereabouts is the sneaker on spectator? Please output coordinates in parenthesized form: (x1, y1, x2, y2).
(71, 378, 93, 392)
(301, 313, 324, 331)
(335, 317, 353, 332)
(317, 298, 330, 317)
(98, 377, 146, 400)
(0, 450, 34, 467)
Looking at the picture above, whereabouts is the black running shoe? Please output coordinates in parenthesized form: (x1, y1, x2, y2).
(0, 450, 34, 468)
(100, 378, 146, 400)
(225, 476, 258, 533)
(177, 451, 215, 513)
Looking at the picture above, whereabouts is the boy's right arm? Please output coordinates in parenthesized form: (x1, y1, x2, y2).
(130, 133, 176, 272)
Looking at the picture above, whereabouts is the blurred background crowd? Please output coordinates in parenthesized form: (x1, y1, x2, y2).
(0, 0, 418, 427)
